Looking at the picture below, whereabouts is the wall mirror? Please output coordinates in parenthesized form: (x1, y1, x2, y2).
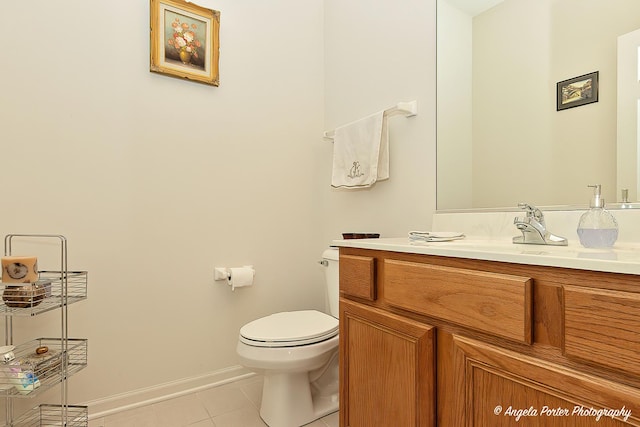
(437, 0, 640, 211)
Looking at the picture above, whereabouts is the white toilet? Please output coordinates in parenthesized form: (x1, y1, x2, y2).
(236, 248, 340, 427)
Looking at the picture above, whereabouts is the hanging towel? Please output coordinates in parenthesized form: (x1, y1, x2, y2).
(331, 111, 389, 188)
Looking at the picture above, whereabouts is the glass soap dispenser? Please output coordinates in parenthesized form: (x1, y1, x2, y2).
(577, 184, 618, 248)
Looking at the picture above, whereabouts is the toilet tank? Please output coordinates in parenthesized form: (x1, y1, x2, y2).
(322, 247, 340, 318)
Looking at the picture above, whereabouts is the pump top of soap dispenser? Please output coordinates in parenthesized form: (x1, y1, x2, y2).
(577, 184, 618, 248)
(588, 184, 604, 208)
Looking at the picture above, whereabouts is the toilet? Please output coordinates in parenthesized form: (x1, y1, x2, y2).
(236, 248, 340, 427)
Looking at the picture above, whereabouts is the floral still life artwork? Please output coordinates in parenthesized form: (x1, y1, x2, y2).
(150, 0, 220, 86)
(166, 14, 205, 69)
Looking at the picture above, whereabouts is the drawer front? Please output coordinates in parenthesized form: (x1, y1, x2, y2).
(383, 259, 532, 344)
(564, 286, 640, 375)
(340, 254, 375, 301)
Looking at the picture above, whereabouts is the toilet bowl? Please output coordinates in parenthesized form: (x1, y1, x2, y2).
(236, 248, 340, 427)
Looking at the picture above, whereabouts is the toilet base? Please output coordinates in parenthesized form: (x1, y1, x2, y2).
(259, 370, 338, 427)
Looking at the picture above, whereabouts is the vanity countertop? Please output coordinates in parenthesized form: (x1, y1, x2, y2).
(332, 237, 640, 276)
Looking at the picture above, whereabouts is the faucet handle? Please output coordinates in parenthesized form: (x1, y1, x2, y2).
(517, 203, 545, 224)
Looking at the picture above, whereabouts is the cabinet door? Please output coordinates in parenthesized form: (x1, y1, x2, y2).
(340, 298, 435, 427)
(439, 332, 640, 427)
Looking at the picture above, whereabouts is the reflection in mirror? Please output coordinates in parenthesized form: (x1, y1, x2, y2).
(617, 28, 640, 204)
(437, 0, 640, 211)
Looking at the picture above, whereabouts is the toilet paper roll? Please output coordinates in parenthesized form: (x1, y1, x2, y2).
(228, 267, 254, 291)
(1, 256, 38, 283)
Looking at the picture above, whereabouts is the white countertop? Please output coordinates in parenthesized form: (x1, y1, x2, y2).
(332, 237, 640, 276)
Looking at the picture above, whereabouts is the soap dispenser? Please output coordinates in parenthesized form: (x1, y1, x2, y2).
(577, 184, 618, 248)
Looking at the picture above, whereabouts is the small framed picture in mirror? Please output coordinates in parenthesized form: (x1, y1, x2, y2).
(556, 71, 599, 111)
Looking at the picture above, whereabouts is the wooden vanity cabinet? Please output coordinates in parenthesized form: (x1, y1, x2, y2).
(339, 300, 435, 426)
(339, 247, 640, 427)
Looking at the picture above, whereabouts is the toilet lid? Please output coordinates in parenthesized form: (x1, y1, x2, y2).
(240, 310, 339, 347)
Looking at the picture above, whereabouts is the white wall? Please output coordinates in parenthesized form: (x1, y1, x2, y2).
(1, 0, 326, 409)
(0, 0, 437, 413)
(322, 0, 437, 240)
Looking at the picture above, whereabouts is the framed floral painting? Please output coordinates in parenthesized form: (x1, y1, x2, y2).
(150, 0, 220, 86)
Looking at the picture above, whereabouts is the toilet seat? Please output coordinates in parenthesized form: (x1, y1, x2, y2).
(240, 310, 338, 347)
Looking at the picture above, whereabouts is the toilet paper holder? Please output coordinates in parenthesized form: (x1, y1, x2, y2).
(214, 265, 255, 291)
(214, 267, 232, 281)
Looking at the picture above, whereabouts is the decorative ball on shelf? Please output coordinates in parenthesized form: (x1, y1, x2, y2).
(2, 284, 46, 308)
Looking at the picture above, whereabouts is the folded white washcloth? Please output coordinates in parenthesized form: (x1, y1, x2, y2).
(408, 231, 465, 243)
(331, 111, 389, 188)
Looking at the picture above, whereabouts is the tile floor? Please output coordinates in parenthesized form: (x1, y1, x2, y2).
(87, 375, 339, 427)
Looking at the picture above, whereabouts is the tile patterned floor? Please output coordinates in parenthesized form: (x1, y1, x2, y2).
(88, 375, 339, 427)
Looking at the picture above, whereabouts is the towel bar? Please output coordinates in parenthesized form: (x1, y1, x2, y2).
(323, 100, 417, 141)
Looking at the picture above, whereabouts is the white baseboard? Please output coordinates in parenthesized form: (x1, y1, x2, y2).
(82, 365, 256, 420)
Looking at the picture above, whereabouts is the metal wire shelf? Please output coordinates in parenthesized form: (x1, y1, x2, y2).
(3, 234, 88, 426)
(9, 404, 88, 426)
(0, 338, 87, 398)
(0, 272, 87, 316)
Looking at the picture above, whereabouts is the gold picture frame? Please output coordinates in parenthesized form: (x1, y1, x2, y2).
(150, 0, 220, 86)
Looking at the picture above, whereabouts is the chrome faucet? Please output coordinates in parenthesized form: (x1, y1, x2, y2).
(513, 203, 567, 246)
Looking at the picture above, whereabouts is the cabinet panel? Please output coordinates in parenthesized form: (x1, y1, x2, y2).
(564, 286, 640, 376)
(384, 259, 532, 344)
(339, 254, 375, 301)
(340, 298, 435, 427)
(446, 334, 640, 426)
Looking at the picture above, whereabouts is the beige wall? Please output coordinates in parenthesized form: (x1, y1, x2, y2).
(0, 0, 437, 413)
(322, 0, 437, 239)
(1, 0, 326, 409)
(437, 0, 473, 209)
(617, 28, 640, 201)
(472, 0, 553, 207)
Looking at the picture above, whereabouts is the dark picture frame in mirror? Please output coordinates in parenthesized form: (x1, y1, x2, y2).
(556, 71, 599, 111)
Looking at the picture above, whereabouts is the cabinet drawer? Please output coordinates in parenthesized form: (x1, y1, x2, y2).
(383, 260, 532, 344)
(564, 286, 640, 375)
(340, 254, 375, 301)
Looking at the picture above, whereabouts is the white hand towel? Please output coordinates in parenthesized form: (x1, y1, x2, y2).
(331, 111, 389, 188)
